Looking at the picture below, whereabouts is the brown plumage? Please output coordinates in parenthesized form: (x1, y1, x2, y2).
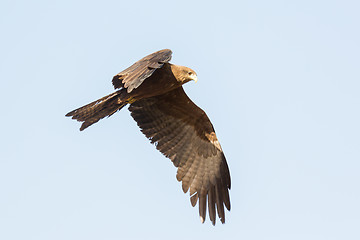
(66, 49, 231, 225)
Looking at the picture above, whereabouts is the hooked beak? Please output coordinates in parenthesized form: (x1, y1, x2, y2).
(193, 74, 198, 83)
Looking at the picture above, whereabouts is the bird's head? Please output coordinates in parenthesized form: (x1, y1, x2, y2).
(172, 65, 198, 84)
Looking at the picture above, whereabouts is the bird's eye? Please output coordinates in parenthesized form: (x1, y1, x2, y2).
(188, 71, 193, 75)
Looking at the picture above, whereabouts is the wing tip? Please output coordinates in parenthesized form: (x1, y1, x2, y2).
(65, 111, 73, 117)
(159, 48, 172, 54)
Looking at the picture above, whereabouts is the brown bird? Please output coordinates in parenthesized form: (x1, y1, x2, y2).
(66, 49, 231, 225)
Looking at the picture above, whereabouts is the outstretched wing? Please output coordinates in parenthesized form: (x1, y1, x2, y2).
(128, 87, 231, 225)
(112, 49, 172, 92)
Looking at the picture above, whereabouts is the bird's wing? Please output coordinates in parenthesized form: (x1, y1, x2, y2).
(112, 49, 172, 92)
(128, 87, 231, 225)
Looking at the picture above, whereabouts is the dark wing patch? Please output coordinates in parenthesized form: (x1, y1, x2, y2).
(128, 87, 231, 225)
(112, 49, 172, 92)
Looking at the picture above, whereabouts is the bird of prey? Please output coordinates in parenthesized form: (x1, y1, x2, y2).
(66, 49, 231, 225)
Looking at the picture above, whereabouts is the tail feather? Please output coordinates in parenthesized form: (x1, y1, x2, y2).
(66, 91, 128, 131)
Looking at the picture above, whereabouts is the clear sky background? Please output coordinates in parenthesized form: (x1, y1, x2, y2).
(1, 0, 359, 239)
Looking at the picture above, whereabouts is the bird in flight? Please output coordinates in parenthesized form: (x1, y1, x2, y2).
(66, 49, 231, 225)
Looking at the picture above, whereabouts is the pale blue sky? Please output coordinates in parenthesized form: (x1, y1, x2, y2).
(1, 0, 359, 239)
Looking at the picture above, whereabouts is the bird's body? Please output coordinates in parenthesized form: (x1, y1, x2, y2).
(66, 49, 231, 225)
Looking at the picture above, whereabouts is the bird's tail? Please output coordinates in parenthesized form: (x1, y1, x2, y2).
(65, 90, 128, 131)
